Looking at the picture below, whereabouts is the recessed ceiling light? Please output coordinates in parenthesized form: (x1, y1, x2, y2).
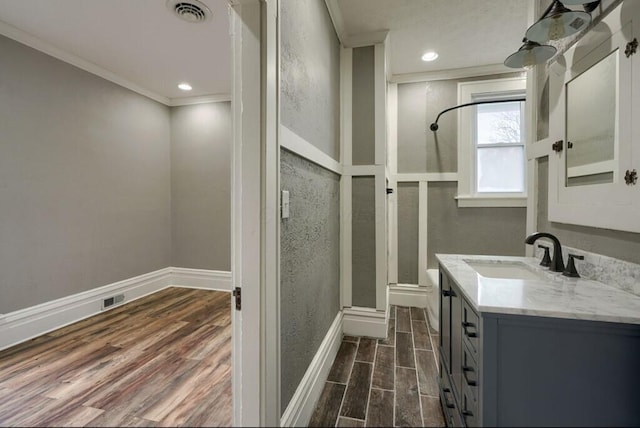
(421, 51, 439, 62)
(178, 83, 193, 91)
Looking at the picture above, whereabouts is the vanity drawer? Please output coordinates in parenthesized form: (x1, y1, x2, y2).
(439, 359, 458, 427)
(462, 382, 478, 427)
(462, 341, 478, 403)
(462, 299, 480, 357)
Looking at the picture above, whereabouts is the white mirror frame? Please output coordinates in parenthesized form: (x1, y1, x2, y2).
(547, 6, 640, 233)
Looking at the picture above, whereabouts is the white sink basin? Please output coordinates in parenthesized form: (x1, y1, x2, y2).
(464, 260, 545, 281)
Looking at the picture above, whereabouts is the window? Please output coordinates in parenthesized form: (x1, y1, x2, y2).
(474, 99, 525, 193)
(457, 77, 527, 207)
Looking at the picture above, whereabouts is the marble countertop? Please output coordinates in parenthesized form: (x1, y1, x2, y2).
(436, 254, 640, 325)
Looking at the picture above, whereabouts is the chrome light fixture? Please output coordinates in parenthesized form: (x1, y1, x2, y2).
(504, 38, 557, 69)
(504, 0, 600, 69)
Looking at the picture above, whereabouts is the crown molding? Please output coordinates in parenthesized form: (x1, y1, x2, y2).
(390, 63, 519, 84)
(0, 19, 173, 105)
(344, 30, 389, 48)
(169, 93, 232, 106)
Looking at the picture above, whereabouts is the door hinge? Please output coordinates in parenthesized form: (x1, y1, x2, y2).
(232, 287, 241, 310)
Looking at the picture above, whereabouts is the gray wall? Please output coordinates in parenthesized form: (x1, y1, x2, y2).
(398, 82, 431, 173)
(537, 157, 640, 264)
(352, 46, 375, 165)
(427, 182, 526, 268)
(397, 74, 522, 174)
(352, 177, 376, 308)
(0, 35, 171, 313)
(170, 102, 231, 271)
(279, 0, 342, 414)
(396, 76, 527, 270)
(397, 183, 419, 284)
(280, 0, 340, 160)
(280, 149, 341, 413)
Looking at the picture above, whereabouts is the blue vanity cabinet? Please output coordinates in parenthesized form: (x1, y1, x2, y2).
(438, 268, 464, 426)
(438, 265, 640, 427)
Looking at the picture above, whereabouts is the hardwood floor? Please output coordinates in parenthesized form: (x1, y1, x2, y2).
(309, 305, 445, 427)
(0, 287, 232, 427)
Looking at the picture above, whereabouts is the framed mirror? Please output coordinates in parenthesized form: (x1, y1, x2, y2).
(547, 8, 639, 233)
(565, 49, 618, 187)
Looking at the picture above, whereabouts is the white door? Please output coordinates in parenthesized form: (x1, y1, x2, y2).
(229, 1, 280, 426)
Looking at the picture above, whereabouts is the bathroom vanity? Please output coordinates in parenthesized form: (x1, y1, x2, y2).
(437, 254, 640, 427)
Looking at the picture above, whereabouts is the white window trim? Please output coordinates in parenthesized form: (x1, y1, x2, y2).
(457, 76, 527, 208)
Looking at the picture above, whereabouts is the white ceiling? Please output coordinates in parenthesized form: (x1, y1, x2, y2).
(0, 0, 231, 102)
(335, 0, 531, 76)
(0, 0, 531, 104)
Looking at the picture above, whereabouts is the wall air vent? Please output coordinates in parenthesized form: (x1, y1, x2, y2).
(102, 294, 125, 310)
(167, 0, 212, 23)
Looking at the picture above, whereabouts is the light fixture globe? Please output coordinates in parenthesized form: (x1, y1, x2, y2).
(525, 0, 591, 43)
(504, 39, 557, 69)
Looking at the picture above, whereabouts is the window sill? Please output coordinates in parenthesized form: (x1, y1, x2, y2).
(455, 195, 527, 208)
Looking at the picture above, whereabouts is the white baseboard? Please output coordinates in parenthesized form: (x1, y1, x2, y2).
(389, 284, 428, 308)
(171, 267, 232, 291)
(0, 268, 173, 351)
(342, 306, 387, 338)
(425, 270, 440, 333)
(281, 311, 343, 427)
(0, 267, 233, 351)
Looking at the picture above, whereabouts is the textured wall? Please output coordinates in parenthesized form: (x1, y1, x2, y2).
(352, 46, 376, 165)
(537, 157, 640, 264)
(396, 74, 527, 270)
(397, 183, 419, 284)
(352, 177, 377, 308)
(280, 149, 341, 413)
(427, 182, 526, 268)
(279, 0, 341, 413)
(398, 82, 429, 173)
(170, 102, 231, 271)
(280, 0, 340, 160)
(397, 73, 522, 174)
(0, 36, 171, 313)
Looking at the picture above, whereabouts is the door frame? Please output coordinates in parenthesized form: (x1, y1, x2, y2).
(229, 0, 280, 426)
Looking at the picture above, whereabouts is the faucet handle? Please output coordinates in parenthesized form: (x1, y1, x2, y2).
(563, 254, 584, 278)
(537, 245, 551, 267)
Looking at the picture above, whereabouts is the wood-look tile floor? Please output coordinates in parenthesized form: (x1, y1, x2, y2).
(0, 287, 232, 427)
(309, 306, 444, 427)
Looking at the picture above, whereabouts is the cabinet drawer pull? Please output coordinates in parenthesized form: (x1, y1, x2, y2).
(442, 387, 456, 409)
(462, 410, 475, 417)
(462, 322, 478, 338)
(462, 366, 477, 386)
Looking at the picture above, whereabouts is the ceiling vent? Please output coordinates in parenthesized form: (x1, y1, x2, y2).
(167, 0, 212, 23)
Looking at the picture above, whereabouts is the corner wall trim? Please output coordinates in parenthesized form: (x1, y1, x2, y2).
(281, 311, 344, 427)
(388, 284, 428, 308)
(342, 307, 387, 338)
(171, 267, 232, 291)
(0, 267, 233, 351)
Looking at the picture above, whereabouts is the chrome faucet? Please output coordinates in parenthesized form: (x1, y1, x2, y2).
(525, 232, 565, 273)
